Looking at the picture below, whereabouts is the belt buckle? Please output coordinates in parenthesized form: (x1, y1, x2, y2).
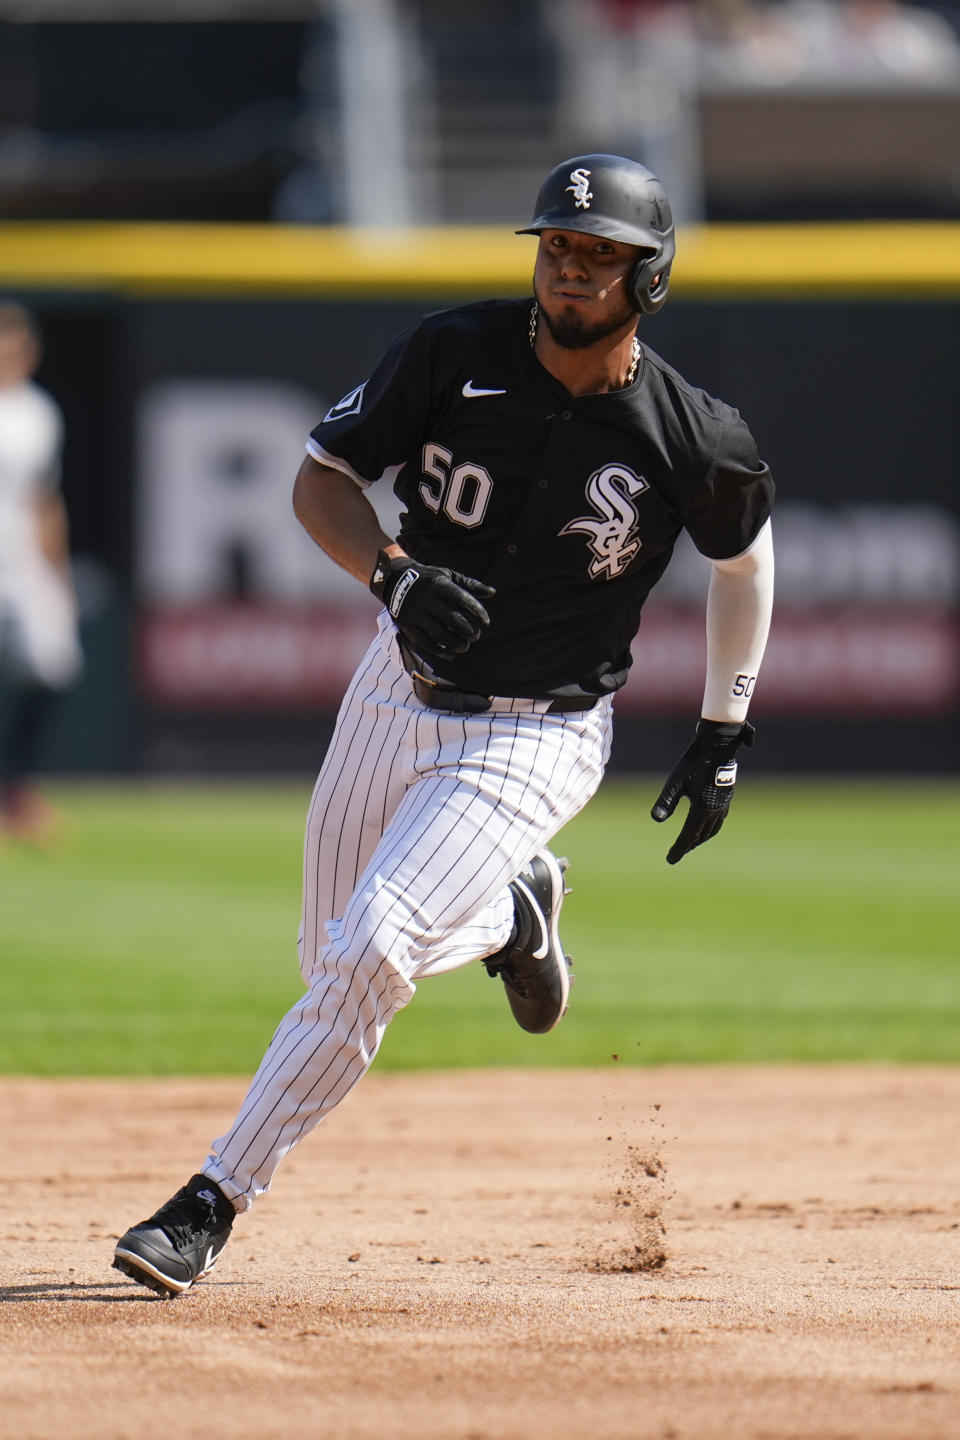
(410, 666, 469, 703)
(412, 671, 491, 715)
(400, 641, 491, 714)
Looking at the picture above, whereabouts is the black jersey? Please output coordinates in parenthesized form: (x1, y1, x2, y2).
(308, 299, 774, 699)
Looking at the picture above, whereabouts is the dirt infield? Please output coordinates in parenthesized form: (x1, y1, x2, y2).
(3, 1066, 960, 1440)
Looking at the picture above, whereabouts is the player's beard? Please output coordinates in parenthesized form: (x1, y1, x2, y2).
(536, 294, 637, 350)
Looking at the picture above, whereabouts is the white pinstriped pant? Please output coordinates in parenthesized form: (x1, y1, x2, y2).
(204, 613, 613, 1210)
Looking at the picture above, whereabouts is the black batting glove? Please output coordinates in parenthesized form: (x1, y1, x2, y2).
(370, 551, 495, 659)
(651, 719, 756, 865)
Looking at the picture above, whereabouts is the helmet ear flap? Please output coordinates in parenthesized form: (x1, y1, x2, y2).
(630, 250, 673, 316)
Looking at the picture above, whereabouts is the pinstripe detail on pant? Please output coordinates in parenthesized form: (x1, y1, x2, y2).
(204, 614, 613, 1209)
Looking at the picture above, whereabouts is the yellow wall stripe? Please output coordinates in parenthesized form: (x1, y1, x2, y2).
(0, 221, 958, 298)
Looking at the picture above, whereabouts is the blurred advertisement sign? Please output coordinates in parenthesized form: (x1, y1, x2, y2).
(139, 605, 374, 707)
(628, 607, 958, 714)
(138, 602, 959, 715)
(137, 380, 344, 602)
(630, 505, 960, 714)
(136, 381, 960, 716)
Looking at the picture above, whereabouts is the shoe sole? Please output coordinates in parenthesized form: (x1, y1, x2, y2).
(112, 1247, 219, 1298)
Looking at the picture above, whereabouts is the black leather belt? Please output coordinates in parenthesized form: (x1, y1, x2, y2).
(397, 639, 597, 716)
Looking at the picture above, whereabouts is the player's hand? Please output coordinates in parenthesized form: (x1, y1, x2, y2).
(370, 552, 495, 657)
(651, 719, 755, 865)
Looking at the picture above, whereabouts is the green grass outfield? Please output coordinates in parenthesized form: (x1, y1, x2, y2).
(1, 778, 957, 1075)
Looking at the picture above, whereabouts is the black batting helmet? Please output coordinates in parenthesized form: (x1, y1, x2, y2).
(517, 153, 675, 316)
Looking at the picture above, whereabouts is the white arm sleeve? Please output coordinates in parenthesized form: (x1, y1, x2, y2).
(701, 518, 774, 724)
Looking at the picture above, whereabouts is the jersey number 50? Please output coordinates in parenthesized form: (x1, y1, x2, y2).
(419, 443, 493, 529)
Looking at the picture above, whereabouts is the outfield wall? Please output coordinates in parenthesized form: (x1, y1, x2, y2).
(2, 222, 958, 775)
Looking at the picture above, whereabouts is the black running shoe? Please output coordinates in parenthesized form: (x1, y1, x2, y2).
(485, 850, 572, 1034)
(113, 1174, 235, 1298)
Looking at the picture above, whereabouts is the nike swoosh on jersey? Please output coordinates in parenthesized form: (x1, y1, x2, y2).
(462, 381, 507, 399)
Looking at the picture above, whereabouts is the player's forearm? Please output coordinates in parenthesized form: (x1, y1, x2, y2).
(701, 519, 774, 724)
(293, 456, 404, 585)
(33, 493, 73, 581)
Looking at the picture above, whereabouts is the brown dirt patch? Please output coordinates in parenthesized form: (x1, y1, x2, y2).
(3, 1065, 960, 1440)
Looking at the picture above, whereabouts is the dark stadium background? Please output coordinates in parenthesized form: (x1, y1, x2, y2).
(2, 3, 958, 777)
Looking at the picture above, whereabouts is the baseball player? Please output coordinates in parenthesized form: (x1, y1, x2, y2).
(113, 154, 774, 1297)
(0, 303, 82, 843)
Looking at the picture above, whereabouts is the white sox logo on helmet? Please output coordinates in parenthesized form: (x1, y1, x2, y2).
(566, 168, 593, 210)
(560, 463, 649, 579)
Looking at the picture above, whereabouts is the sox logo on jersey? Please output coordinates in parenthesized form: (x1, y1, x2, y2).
(560, 462, 649, 579)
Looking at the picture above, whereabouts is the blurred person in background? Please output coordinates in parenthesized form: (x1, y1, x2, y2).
(0, 303, 82, 846)
(550, 0, 707, 221)
(694, 0, 814, 83)
(552, 0, 960, 141)
(776, 0, 960, 84)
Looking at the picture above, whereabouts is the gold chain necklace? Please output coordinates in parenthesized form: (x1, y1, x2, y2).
(528, 301, 640, 388)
